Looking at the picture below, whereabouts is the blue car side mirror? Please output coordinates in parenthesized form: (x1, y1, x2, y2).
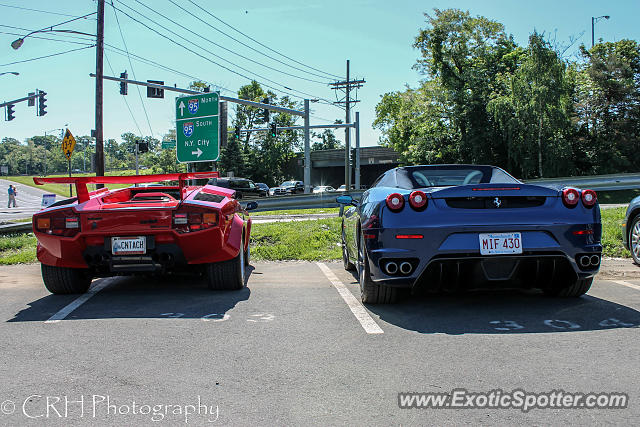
(336, 195, 355, 205)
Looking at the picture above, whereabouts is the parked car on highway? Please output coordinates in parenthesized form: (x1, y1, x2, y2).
(207, 177, 267, 199)
(622, 195, 640, 265)
(313, 185, 336, 194)
(278, 180, 304, 195)
(337, 164, 602, 304)
(32, 172, 256, 294)
(337, 184, 356, 192)
(256, 182, 270, 196)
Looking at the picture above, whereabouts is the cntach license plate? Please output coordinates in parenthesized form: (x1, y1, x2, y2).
(112, 236, 146, 255)
(479, 232, 522, 255)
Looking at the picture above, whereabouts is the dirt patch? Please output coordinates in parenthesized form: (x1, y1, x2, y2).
(598, 257, 640, 280)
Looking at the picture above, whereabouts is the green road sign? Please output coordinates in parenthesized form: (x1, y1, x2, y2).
(175, 92, 220, 163)
(161, 140, 176, 149)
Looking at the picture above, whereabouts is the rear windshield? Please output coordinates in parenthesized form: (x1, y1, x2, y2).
(398, 166, 520, 188)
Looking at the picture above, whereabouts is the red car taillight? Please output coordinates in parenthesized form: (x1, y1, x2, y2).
(173, 208, 218, 233)
(562, 188, 580, 208)
(386, 193, 405, 212)
(34, 209, 81, 237)
(408, 190, 427, 210)
(581, 189, 597, 208)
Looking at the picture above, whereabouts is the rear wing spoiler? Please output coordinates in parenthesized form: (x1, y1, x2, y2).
(33, 172, 219, 203)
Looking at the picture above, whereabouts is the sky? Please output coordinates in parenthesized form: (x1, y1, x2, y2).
(1, 0, 639, 149)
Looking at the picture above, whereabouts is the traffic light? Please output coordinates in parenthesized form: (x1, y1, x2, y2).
(6, 104, 15, 121)
(262, 97, 269, 122)
(136, 140, 149, 153)
(38, 91, 47, 116)
(120, 71, 128, 95)
(234, 125, 241, 140)
(270, 122, 277, 138)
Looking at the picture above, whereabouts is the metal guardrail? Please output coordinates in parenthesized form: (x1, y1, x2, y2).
(250, 191, 365, 212)
(526, 172, 640, 191)
(0, 222, 32, 235)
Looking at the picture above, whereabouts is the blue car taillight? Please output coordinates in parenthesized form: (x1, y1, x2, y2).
(386, 193, 405, 212)
(409, 190, 428, 211)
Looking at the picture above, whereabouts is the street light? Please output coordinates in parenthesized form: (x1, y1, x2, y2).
(591, 15, 610, 48)
(10, 12, 96, 50)
(0, 71, 19, 77)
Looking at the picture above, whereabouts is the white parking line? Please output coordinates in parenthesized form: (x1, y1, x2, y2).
(611, 280, 640, 291)
(44, 280, 112, 323)
(316, 263, 384, 334)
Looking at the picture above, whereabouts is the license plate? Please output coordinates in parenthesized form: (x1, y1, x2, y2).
(479, 232, 522, 255)
(112, 236, 146, 255)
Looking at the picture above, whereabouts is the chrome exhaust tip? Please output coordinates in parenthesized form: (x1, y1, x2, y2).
(399, 261, 413, 275)
(385, 262, 398, 275)
(579, 255, 591, 268)
(590, 255, 600, 266)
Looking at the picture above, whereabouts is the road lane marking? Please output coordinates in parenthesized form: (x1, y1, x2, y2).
(44, 280, 112, 323)
(316, 263, 384, 334)
(611, 280, 640, 291)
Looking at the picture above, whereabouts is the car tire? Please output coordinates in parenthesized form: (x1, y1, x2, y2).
(206, 235, 245, 290)
(544, 277, 593, 297)
(41, 264, 92, 294)
(342, 230, 356, 272)
(244, 235, 250, 267)
(630, 215, 640, 266)
(358, 232, 397, 304)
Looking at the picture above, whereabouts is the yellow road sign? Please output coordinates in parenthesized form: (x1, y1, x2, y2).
(61, 128, 76, 160)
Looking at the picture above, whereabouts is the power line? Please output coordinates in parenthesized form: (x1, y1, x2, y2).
(131, 0, 329, 85)
(0, 24, 96, 43)
(104, 52, 144, 136)
(0, 45, 94, 67)
(104, 43, 235, 94)
(110, 0, 154, 138)
(114, 0, 334, 103)
(0, 2, 93, 18)
(183, 0, 342, 80)
(21, 11, 97, 38)
(108, 1, 335, 105)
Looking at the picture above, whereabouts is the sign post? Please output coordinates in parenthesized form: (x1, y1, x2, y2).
(61, 128, 76, 196)
(175, 92, 220, 163)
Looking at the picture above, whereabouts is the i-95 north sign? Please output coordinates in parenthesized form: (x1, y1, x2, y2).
(175, 92, 220, 163)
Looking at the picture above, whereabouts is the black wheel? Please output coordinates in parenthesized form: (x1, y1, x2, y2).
(630, 215, 640, 266)
(41, 264, 92, 295)
(206, 235, 245, 290)
(244, 233, 250, 267)
(342, 229, 356, 272)
(544, 277, 593, 297)
(358, 232, 397, 304)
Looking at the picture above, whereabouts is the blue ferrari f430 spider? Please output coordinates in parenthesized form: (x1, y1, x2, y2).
(337, 165, 602, 304)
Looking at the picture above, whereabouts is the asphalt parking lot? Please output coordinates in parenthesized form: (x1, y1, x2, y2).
(1, 261, 639, 425)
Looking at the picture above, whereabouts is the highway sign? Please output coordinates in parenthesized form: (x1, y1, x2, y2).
(162, 140, 176, 149)
(175, 92, 219, 163)
(61, 128, 76, 160)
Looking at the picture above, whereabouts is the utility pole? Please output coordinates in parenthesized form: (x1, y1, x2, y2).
(94, 0, 105, 186)
(329, 60, 365, 192)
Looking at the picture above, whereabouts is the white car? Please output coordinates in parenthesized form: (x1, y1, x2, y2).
(313, 186, 336, 193)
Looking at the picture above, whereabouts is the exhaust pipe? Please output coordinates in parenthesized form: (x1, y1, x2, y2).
(590, 255, 600, 266)
(399, 261, 413, 275)
(385, 262, 398, 275)
(579, 256, 591, 268)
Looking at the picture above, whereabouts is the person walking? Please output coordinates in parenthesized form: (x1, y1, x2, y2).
(7, 185, 16, 208)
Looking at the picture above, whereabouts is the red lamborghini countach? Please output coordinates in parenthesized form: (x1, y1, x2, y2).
(32, 172, 255, 294)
